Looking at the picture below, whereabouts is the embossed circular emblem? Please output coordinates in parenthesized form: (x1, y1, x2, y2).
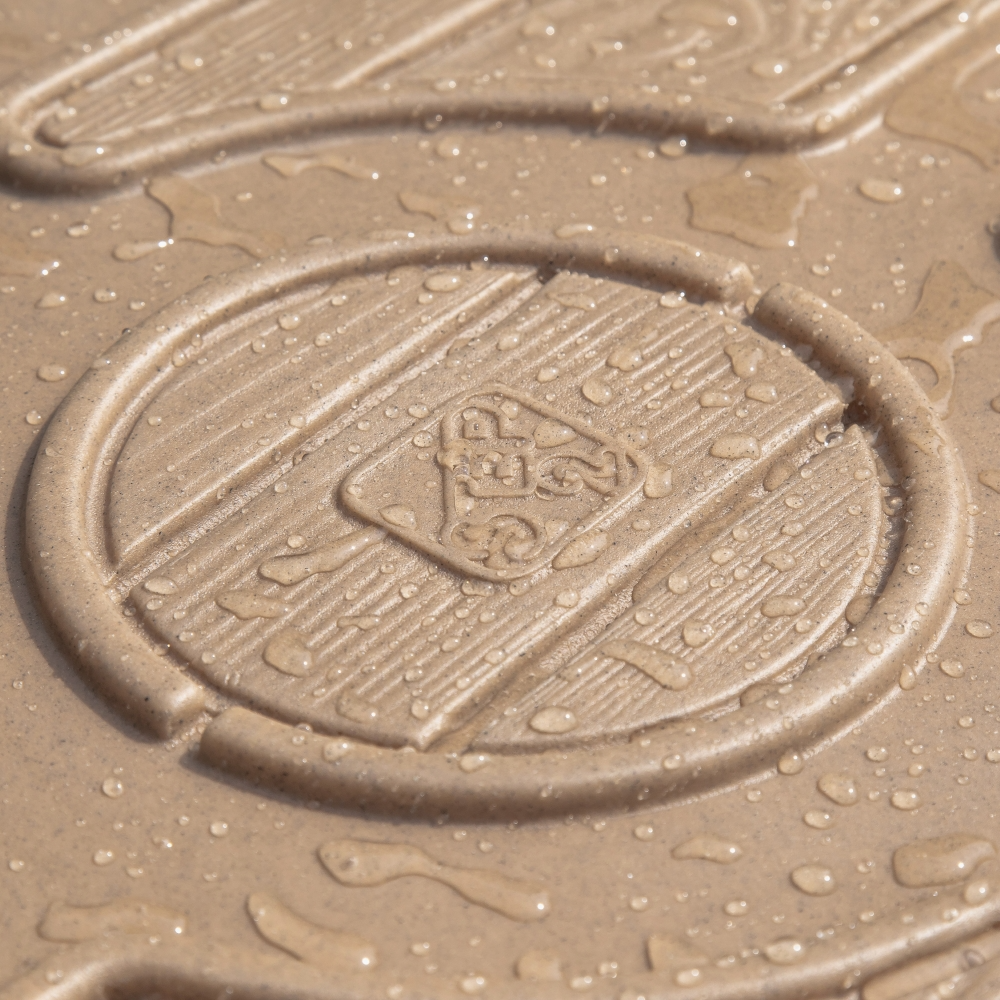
(26, 227, 969, 818)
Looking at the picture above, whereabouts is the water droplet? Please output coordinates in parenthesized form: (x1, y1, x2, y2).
(602, 639, 691, 690)
(891, 789, 921, 811)
(634, 824, 655, 842)
(761, 596, 805, 618)
(710, 434, 760, 460)
(867, 746, 889, 762)
(965, 879, 992, 905)
(893, 834, 995, 886)
(25, 410, 43, 425)
(682, 620, 713, 648)
(803, 810, 835, 830)
(817, 773, 858, 806)
(537, 367, 559, 383)
(143, 577, 177, 595)
(765, 938, 804, 965)
(643, 463, 672, 498)
(659, 137, 688, 158)
(216, 591, 291, 620)
(425, 273, 463, 292)
(247, 892, 376, 972)
(36, 292, 67, 309)
(263, 631, 313, 677)
(459, 753, 490, 773)
(530, 707, 578, 734)
(37, 364, 68, 382)
(778, 751, 804, 775)
(940, 658, 965, 678)
(607, 345, 644, 371)
(860, 178, 904, 203)
(724, 341, 764, 378)
(93, 849, 114, 866)
(533, 419, 576, 448)
(672, 834, 741, 864)
(791, 865, 835, 896)
(966, 620, 993, 638)
(259, 93, 289, 111)
(667, 572, 690, 595)
(553, 531, 608, 569)
(101, 777, 124, 798)
(319, 840, 548, 922)
(554, 590, 579, 608)
(581, 376, 613, 405)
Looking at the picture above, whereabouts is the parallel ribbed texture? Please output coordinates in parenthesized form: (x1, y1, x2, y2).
(39, 0, 944, 147)
(133, 265, 843, 750)
(475, 427, 887, 751)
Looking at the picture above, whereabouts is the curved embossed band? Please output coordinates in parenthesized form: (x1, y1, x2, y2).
(0, 0, 990, 191)
(25, 227, 969, 823)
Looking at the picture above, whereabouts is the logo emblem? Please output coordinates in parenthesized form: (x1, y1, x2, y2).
(343, 385, 645, 581)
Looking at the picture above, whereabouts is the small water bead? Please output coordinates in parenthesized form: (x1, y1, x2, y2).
(765, 938, 805, 965)
(209, 821, 229, 838)
(425, 273, 463, 292)
(867, 746, 889, 762)
(817, 773, 858, 806)
(93, 849, 114, 866)
(959, 716, 975, 728)
(101, 778, 124, 798)
(746, 789, 763, 803)
(459, 976, 487, 995)
(860, 178, 905, 203)
(8, 859, 25, 873)
(891, 789, 921, 811)
(790, 865, 836, 896)
(667, 573, 689, 595)
(778, 751, 804, 775)
(940, 659, 965, 678)
(724, 899, 748, 916)
(988, 750, 1000, 763)
(682, 620, 713, 648)
(966, 621, 993, 638)
(554, 590, 579, 609)
(965, 879, 991, 905)
(25, 411, 43, 426)
(803, 810, 835, 829)
(537, 367, 559, 383)
(37, 364, 68, 382)
(634, 824, 655, 842)
(36, 292, 67, 309)
(530, 707, 578, 734)
(634, 608, 656, 625)
(954, 589, 972, 605)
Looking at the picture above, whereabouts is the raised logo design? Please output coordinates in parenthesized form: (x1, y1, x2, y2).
(0, 0, 994, 189)
(343, 384, 645, 582)
(26, 227, 969, 822)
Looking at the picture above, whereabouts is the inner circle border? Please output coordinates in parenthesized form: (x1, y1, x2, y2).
(25, 227, 969, 823)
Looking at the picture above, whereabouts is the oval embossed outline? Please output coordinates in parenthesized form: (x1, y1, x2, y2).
(26, 229, 968, 822)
